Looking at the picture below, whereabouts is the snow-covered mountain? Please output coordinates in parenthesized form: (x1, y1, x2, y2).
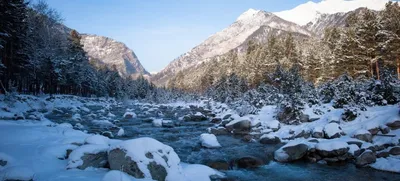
(274, 0, 388, 26)
(152, 9, 312, 86)
(80, 34, 149, 78)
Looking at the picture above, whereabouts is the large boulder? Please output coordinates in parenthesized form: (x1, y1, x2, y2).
(355, 150, 376, 167)
(67, 144, 109, 169)
(259, 134, 281, 144)
(316, 141, 349, 157)
(323, 123, 344, 139)
(225, 120, 251, 132)
(353, 129, 372, 142)
(108, 137, 185, 181)
(200, 133, 221, 148)
(274, 142, 308, 162)
(236, 156, 264, 168)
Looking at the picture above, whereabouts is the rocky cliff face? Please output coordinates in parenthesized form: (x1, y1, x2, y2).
(80, 34, 149, 78)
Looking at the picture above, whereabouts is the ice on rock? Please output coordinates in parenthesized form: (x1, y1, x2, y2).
(200, 133, 222, 148)
(85, 135, 110, 145)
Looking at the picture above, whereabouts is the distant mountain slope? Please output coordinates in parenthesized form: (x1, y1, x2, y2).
(152, 9, 312, 86)
(80, 34, 149, 78)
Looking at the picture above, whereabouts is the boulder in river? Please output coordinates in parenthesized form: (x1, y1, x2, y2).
(208, 127, 229, 135)
(236, 156, 264, 169)
(355, 150, 376, 167)
(274, 142, 308, 162)
(259, 134, 281, 144)
(206, 160, 230, 170)
(225, 120, 251, 132)
(316, 141, 349, 158)
(200, 133, 221, 148)
(108, 137, 185, 181)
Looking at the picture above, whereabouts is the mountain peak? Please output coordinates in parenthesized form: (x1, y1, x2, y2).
(274, 0, 388, 26)
(236, 8, 268, 21)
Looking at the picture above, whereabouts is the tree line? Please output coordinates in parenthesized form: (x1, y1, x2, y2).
(0, 0, 188, 102)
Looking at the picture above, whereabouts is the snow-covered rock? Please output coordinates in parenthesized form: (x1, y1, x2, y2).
(353, 129, 372, 142)
(264, 120, 280, 131)
(102, 170, 137, 181)
(123, 112, 137, 119)
(0, 166, 35, 181)
(67, 144, 109, 169)
(323, 123, 344, 139)
(108, 137, 185, 181)
(72, 113, 82, 121)
(312, 126, 324, 138)
(315, 141, 349, 157)
(274, 141, 309, 162)
(259, 134, 281, 144)
(355, 150, 376, 167)
(200, 133, 222, 148)
(182, 163, 224, 181)
(0, 152, 13, 168)
(370, 157, 400, 173)
(153, 118, 163, 127)
(225, 120, 251, 132)
(85, 135, 110, 145)
(387, 120, 400, 130)
(117, 128, 125, 136)
(208, 127, 229, 135)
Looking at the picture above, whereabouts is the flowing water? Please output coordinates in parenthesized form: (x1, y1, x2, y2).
(45, 103, 400, 181)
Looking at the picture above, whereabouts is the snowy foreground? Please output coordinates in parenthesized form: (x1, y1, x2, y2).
(0, 95, 223, 181)
(0, 95, 400, 181)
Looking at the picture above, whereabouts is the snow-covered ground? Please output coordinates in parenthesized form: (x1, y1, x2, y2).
(0, 94, 399, 180)
(0, 95, 223, 181)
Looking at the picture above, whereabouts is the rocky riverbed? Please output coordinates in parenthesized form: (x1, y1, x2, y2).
(0, 95, 400, 181)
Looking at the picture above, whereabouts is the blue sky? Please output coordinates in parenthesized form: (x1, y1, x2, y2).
(46, 0, 316, 72)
